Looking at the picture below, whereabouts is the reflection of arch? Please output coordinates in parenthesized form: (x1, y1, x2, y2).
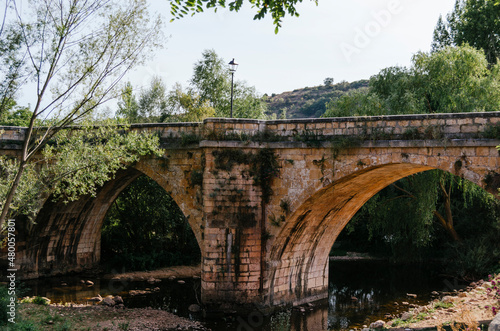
(267, 163, 485, 306)
(21, 161, 202, 278)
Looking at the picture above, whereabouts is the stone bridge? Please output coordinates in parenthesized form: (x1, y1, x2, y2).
(1, 112, 499, 311)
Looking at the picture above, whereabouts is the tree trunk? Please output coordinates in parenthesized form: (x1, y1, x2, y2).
(0, 161, 27, 229)
(433, 180, 461, 242)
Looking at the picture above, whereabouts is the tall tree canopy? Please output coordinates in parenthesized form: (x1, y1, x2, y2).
(432, 0, 500, 65)
(168, 0, 318, 33)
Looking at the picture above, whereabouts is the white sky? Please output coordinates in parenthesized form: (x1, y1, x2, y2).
(128, 0, 457, 96)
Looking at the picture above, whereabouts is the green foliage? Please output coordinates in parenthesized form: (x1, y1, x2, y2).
(324, 89, 384, 117)
(168, 0, 318, 33)
(101, 175, 200, 271)
(432, 0, 500, 65)
(0, 285, 11, 325)
(190, 49, 267, 119)
(118, 50, 267, 123)
(0, 20, 24, 122)
(0, 0, 163, 228)
(433, 300, 455, 309)
(0, 107, 32, 127)
(340, 169, 500, 277)
(324, 77, 334, 86)
(0, 123, 163, 221)
(324, 45, 500, 116)
(482, 123, 500, 139)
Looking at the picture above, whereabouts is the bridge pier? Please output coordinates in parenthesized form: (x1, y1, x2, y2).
(1, 112, 498, 312)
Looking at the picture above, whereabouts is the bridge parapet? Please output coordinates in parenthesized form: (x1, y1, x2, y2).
(2, 112, 498, 150)
(202, 112, 499, 142)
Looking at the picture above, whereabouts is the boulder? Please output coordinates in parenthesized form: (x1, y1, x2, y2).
(489, 312, 500, 331)
(102, 297, 115, 306)
(113, 296, 124, 305)
(369, 320, 385, 329)
(400, 312, 413, 321)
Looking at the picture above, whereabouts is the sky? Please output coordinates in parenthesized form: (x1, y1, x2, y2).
(128, 0, 457, 96)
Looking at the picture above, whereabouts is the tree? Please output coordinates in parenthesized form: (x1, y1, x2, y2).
(190, 49, 267, 119)
(168, 0, 319, 33)
(117, 50, 267, 123)
(0, 123, 163, 222)
(0, 0, 163, 229)
(342, 169, 500, 273)
(116, 82, 140, 123)
(117, 80, 216, 123)
(324, 77, 334, 86)
(190, 50, 230, 114)
(323, 45, 500, 117)
(0, 0, 25, 120)
(166, 83, 216, 122)
(0, 105, 32, 127)
(101, 175, 200, 271)
(432, 0, 500, 65)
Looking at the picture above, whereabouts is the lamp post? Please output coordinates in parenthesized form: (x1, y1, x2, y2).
(228, 58, 238, 118)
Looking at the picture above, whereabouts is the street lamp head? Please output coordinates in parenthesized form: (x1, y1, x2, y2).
(228, 58, 239, 73)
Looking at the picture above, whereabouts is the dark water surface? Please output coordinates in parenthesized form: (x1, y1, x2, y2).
(23, 260, 460, 330)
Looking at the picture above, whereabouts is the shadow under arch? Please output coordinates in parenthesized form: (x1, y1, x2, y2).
(19, 163, 202, 279)
(267, 163, 448, 306)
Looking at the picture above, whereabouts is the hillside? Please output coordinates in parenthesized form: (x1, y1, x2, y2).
(264, 79, 368, 119)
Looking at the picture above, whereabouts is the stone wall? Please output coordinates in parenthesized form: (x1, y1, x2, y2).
(0, 112, 499, 309)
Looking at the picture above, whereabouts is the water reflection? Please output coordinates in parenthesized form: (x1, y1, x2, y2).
(23, 260, 448, 331)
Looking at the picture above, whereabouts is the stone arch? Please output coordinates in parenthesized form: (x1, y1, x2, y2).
(19, 159, 203, 279)
(266, 161, 491, 306)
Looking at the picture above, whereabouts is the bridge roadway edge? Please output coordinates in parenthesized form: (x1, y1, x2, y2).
(0, 112, 499, 312)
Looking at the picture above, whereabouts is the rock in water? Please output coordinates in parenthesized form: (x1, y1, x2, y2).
(188, 304, 201, 313)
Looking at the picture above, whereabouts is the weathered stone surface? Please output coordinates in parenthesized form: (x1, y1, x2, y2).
(2, 113, 499, 311)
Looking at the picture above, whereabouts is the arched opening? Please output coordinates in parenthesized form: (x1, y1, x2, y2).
(19, 163, 203, 279)
(326, 169, 500, 328)
(100, 174, 200, 272)
(267, 163, 499, 307)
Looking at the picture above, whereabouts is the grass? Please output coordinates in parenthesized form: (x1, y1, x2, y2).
(433, 300, 455, 309)
(391, 312, 429, 327)
(3, 303, 125, 330)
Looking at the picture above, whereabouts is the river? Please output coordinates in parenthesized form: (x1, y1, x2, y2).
(23, 259, 462, 330)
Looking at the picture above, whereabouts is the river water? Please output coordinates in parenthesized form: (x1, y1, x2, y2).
(23, 260, 462, 330)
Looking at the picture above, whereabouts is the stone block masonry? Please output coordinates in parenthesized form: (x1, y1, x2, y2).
(0, 112, 499, 310)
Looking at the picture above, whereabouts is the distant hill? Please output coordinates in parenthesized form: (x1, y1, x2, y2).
(264, 79, 369, 119)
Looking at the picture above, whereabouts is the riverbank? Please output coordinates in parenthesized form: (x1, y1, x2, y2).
(15, 302, 209, 330)
(382, 275, 499, 330)
(10, 264, 207, 330)
(11, 264, 499, 330)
